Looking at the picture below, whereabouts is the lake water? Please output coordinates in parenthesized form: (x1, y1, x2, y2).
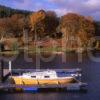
(1, 52, 100, 100)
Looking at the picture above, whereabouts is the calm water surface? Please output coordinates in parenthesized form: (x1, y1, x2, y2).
(1, 52, 100, 100)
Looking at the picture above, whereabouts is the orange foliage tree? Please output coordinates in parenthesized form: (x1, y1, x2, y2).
(30, 10, 59, 39)
(58, 13, 95, 48)
(0, 14, 25, 38)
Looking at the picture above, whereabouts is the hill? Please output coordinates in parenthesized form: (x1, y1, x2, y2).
(0, 5, 32, 18)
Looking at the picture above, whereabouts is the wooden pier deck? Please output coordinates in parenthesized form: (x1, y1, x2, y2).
(0, 83, 87, 93)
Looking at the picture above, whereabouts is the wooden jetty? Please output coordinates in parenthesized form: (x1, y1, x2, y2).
(0, 68, 87, 93)
(0, 83, 87, 93)
(0, 60, 86, 93)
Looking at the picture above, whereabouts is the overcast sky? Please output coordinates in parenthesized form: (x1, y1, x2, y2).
(0, 0, 100, 20)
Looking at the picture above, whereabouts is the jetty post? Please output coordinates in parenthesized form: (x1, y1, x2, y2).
(0, 43, 4, 83)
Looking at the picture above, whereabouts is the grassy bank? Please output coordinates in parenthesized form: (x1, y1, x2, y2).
(0, 47, 77, 56)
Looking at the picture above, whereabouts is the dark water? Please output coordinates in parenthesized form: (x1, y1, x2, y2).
(1, 52, 100, 100)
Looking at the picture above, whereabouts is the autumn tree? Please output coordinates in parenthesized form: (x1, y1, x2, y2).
(0, 18, 10, 39)
(30, 10, 59, 39)
(45, 11, 59, 38)
(30, 10, 46, 39)
(78, 16, 95, 47)
(58, 13, 95, 48)
(8, 14, 25, 37)
(0, 13, 29, 39)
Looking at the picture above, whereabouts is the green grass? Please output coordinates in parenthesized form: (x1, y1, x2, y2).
(25, 47, 76, 54)
(0, 47, 78, 56)
(0, 51, 18, 55)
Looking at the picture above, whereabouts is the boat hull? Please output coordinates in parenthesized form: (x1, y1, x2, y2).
(11, 77, 74, 85)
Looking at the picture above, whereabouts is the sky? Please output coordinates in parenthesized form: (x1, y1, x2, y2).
(0, 0, 100, 20)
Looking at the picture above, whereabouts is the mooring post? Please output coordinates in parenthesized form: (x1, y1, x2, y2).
(0, 43, 4, 83)
(9, 61, 12, 73)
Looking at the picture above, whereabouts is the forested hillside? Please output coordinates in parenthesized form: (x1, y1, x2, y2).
(0, 5, 31, 18)
(0, 5, 99, 51)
